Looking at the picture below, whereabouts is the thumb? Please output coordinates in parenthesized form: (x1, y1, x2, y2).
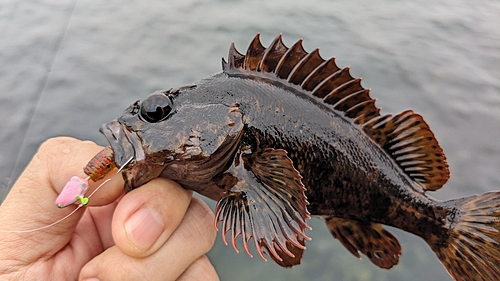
(0, 137, 124, 258)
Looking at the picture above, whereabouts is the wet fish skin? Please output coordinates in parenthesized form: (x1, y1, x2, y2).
(165, 74, 451, 244)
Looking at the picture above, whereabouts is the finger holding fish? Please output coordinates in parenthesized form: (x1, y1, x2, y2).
(111, 178, 193, 258)
(80, 192, 217, 281)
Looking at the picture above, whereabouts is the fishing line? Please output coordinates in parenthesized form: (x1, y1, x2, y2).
(0, 178, 111, 234)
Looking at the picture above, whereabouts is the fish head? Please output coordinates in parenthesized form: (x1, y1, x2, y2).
(100, 88, 244, 191)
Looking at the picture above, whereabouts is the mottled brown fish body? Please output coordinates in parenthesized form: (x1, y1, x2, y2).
(101, 34, 500, 280)
(169, 72, 452, 246)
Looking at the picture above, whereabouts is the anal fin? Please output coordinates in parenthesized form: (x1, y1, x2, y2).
(326, 217, 402, 269)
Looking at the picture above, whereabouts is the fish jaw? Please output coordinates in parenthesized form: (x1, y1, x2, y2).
(120, 160, 165, 192)
(100, 120, 142, 170)
(100, 120, 166, 191)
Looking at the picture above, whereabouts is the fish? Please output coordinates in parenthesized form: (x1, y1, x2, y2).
(100, 34, 500, 280)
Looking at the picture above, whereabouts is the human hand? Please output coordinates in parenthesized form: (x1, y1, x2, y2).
(0, 137, 219, 281)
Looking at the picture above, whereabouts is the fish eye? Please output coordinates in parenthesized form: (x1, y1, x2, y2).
(139, 94, 173, 123)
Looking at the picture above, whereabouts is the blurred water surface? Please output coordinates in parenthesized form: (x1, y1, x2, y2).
(1, 0, 499, 280)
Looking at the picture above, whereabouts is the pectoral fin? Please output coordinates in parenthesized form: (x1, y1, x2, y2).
(262, 237, 306, 267)
(326, 217, 401, 269)
(215, 148, 311, 267)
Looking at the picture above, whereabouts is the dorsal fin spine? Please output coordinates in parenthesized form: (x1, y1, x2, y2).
(257, 34, 287, 73)
(310, 68, 343, 98)
(257, 40, 273, 72)
(352, 98, 379, 124)
(325, 78, 363, 105)
(227, 42, 244, 70)
(300, 58, 329, 88)
(244, 33, 266, 71)
(273, 49, 287, 76)
(288, 48, 323, 85)
(331, 89, 366, 109)
(275, 39, 307, 79)
(302, 57, 341, 92)
(271, 38, 293, 75)
(371, 115, 392, 129)
(222, 58, 228, 70)
(345, 98, 374, 115)
(312, 67, 353, 99)
(285, 54, 304, 82)
(286, 47, 318, 82)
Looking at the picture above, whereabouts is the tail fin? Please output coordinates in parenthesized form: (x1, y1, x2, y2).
(430, 191, 500, 281)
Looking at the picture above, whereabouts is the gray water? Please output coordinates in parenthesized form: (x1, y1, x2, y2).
(1, 0, 499, 280)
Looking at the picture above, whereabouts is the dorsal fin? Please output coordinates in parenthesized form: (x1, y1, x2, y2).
(222, 34, 379, 125)
(222, 34, 450, 190)
(362, 111, 449, 190)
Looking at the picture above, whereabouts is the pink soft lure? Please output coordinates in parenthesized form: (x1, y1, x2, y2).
(55, 176, 89, 208)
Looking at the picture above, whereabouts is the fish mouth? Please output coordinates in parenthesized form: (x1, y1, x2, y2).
(100, 120, 145, 170)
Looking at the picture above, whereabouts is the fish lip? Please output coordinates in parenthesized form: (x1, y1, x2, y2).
(99, 121, 143, 169)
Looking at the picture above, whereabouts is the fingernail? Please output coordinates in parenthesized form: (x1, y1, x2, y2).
(125, 205, 165, 251)
(85, 278, 100, 281)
